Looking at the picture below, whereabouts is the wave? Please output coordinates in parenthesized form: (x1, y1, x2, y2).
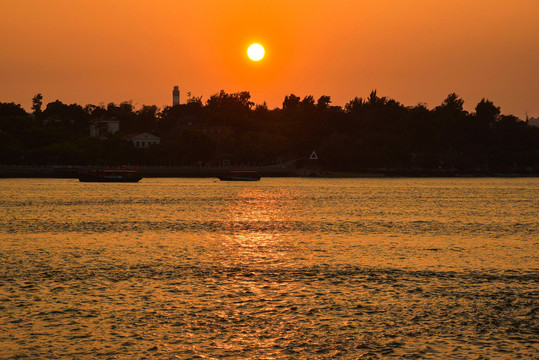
(1, 219, 536, 237)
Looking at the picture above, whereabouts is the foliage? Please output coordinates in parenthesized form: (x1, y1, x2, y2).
(32, 93, 43, 114)
(0, 91, 538, 173)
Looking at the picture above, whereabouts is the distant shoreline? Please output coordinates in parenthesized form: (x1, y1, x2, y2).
(1, 165, 537, 179)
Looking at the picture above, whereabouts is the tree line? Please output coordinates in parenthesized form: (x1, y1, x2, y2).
(1, 90, 538, 173)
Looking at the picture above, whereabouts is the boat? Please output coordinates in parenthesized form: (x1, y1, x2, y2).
(78, 169, 142, 183)
(218, 170, 261, 181)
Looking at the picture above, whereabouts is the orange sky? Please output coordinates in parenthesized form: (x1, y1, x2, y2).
(1, 0, 538, 117)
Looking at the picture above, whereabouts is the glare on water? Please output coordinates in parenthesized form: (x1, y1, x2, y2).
(0, 178, 537, 358)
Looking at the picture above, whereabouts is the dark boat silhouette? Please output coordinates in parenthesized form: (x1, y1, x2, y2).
(78, 169, 142, 183)
(218, 170, 261, 181)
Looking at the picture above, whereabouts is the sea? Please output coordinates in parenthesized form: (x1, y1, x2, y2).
(0, 178, 537, 359)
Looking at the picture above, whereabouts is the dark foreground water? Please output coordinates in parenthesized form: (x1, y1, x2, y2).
(0, 178, 537, 359)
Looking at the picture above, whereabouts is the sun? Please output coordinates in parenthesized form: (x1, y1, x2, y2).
(247, 43, 265, 61)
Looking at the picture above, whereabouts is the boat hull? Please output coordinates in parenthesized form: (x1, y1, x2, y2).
(78, 176, 142, 183)
(218, 176, 260, 181)
(78, 170, 142, 183)
(218, 171, 261, 181)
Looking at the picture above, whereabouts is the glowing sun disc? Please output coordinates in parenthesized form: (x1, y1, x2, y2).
(247, 43, 265, 61)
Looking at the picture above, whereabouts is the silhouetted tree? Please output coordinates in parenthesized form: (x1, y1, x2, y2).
(84, 104, 106, 118)
(367, 90, 388, 107)
(206, 90, 253, 112)
(437, 93, 466, 114)
(282, 94, 301, 110)
(186, 92, 203, 104)
(136, 105, 159, 133)
(106, 101, 136, 133)
(344, 97, 365, 113)
(170, 128, 216, 164)
(32, 93, 43, 115)
(301, 95, 316, 111)
(255, 102, 269, 112)
(317, 95, 331, 110)
(0, 102, 27, 117)
(0, 91, 537, 172)
(475, 98, 500, 127)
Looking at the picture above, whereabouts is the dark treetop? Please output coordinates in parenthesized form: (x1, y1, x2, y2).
(1, 91, 538, 174)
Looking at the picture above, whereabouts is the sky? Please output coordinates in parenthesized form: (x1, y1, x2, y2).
(1, 0, 538, 118)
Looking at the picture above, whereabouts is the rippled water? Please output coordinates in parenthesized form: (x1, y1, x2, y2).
(0, 178, 537, 359)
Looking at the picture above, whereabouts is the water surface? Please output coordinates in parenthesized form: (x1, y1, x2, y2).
(0, 178, 537, 358)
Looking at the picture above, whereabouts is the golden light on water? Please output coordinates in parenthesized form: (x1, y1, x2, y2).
(1, 178, 538, 358)
(222, 188, 290, 266)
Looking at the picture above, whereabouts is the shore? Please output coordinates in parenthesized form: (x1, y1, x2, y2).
(0, 165, 537, 178)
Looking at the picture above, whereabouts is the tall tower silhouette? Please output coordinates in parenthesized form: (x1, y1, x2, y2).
(173, 86, 180, 106)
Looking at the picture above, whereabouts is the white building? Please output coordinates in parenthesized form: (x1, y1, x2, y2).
(527, 117, 539, 127)
(123, 133, 161, 148)
(90, 117, 120, 137)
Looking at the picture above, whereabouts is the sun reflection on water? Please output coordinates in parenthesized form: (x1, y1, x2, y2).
(219, 188, 293, 269)
(1, 179, 537, 359)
